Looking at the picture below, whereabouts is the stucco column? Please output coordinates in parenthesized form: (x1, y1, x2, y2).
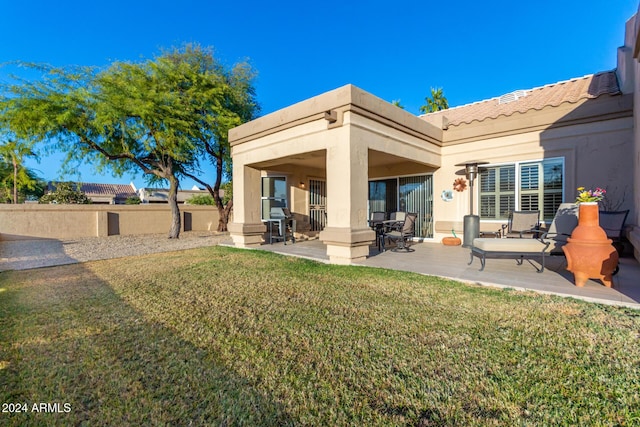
(228, 164, 265, 247)
(319, 138, 375, 264)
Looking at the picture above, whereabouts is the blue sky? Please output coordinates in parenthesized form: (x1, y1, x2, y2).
(1, 0, 638, 189)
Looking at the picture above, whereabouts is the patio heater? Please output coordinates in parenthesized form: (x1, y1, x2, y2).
(455, 161, 488, 247)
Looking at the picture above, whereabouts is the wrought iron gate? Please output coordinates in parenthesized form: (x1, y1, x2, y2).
(309, 179, 326, 231)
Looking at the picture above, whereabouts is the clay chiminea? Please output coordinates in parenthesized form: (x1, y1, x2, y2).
(562, 202, 618, 287)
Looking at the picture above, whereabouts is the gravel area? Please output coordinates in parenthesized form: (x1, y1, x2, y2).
(0, 231, 233, 271)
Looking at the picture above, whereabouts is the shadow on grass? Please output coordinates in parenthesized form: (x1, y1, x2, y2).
(0, 263, 292, 426)
(0, 238, 78, 271)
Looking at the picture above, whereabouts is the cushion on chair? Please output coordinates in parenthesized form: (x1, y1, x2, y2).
(473, 238, 548, 253)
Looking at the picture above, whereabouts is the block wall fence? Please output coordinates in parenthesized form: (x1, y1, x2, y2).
(0, 204, 221, 241)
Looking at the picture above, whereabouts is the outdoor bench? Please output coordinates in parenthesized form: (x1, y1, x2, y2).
(469, 238, 551, 273)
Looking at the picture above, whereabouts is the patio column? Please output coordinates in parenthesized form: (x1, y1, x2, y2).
(319, 138, 375, 264)
(228, 164, 266, 247)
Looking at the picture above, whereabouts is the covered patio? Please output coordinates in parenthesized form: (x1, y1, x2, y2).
(249, 239, 640, 309)
(228, 85, 441, 264)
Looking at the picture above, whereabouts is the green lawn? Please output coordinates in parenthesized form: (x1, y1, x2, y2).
(1, 246, 639, 426)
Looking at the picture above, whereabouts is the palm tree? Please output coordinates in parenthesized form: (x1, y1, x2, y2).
(0, 138, 39, 203)
(419, 87, 449, 114)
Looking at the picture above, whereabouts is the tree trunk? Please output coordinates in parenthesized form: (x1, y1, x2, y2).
(167, 175, 181, 239)
(217, 199, 233, 232)
(12, 156, 18, 204)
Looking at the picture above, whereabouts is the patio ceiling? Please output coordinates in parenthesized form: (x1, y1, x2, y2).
(249, 148, 437, 176)
(250, 149, 326, 170)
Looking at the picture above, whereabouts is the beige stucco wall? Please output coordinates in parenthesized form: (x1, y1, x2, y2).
(229, 85, 442, 262)
(0, 204, 220, 241)
(431, 95, 634, 242)
(627, 11, 640, 260)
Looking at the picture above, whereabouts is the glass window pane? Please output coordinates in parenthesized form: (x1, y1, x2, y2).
(520, 194, 539, 211)
(544, 192, 563, 220)
(499, 195, 515, 218)
(543, 159, 563, 190)
(480, 169, 495, 192)
(500, 166, 515, 191)
(520, 164, 539, 190)
(481, 195, 496, 218)
(262, 177, 287, 198)
(542, 158, 563, 221)
(368, 179, 397, 214)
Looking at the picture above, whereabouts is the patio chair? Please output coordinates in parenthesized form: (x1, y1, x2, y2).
(539, 203, 579, 254)
(368, 211, 386, 228)
(384, 212, 417, 252)
(501, 210, 540, 238)
(599, 209, 629, 256)
(389, 211, 406, 222)
(368, 211, 387, 251)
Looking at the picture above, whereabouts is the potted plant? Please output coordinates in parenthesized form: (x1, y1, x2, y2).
(442, 229, 462, 246)
(562, 186, 617, 287)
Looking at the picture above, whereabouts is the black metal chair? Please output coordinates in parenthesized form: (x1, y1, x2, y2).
(383, 212, 417, 252)
(539, 203, 579, 254)
(368, 211, 386, 251)
(368, 211, 386, 228)
(599, 210, 629, 256)
(501, 210, 540, 238)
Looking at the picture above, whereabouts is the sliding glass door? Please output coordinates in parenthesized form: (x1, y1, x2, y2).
(399, 175, 433, 238)
(368, 175, 433, 238)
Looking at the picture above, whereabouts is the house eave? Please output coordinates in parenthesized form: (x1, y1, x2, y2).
(229, 84, 443, 147)
(440, 93, 633, 145)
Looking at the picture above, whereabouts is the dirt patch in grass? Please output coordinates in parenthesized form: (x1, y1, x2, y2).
(1, 246, 639, 426)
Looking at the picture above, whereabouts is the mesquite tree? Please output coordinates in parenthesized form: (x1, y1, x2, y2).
(164, 45, 259, 231)
(1, 61, 194, 237)
(1, 45, 258, 235)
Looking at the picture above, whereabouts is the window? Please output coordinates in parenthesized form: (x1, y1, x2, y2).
(261, 177, 287, 220)
(368, 175, 433, 238)
(479, 158, 563, 221)
(368, 179, 397, 213)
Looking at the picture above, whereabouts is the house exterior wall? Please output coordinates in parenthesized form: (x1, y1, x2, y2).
(629, 11, 640, 260)
(0, 205, 220, 241)
(432, 107, 635, 240)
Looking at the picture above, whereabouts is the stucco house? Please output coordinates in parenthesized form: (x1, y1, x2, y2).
(229, 10, 640, 265)
(47, 182, 138, 204)
(138, 185, 217, 204)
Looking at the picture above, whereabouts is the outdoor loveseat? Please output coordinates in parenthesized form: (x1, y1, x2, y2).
(468, 237, 551, 273)
(468, 203, 578, 273)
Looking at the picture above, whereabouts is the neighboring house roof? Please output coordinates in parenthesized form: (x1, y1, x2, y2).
(47, 182, 137, 203)
(80, 183, 137, 200)
(138, 187, 220, 203)
(421, 71, 621, 127)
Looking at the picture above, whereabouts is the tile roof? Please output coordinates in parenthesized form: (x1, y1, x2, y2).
(421, 71, 621, 127)
(79, 183, 137, 198)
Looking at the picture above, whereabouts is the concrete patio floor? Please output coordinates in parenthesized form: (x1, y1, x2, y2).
(246, 239, 640, 309)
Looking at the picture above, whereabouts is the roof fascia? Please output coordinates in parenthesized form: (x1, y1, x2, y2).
(440, 93, 633, 145)
(229, 85, 442, 146)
